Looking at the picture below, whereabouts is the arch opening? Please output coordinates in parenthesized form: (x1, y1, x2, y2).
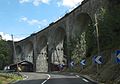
(72, 13, 93, 38)
(24, 41, 33, 63)
(16, 45, 22, 61)
(70, 13, 94, 63)
(49, 27, 67, 71)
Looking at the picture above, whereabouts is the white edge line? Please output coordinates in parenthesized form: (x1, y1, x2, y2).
(82, 78, 89, 82)
(75, 75, 89, 83)
(41, 74, 51, 84)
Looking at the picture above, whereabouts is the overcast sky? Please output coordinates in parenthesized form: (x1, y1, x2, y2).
(0, 0, 83, 41)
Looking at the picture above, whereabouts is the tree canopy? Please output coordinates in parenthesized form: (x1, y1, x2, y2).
(0, 40, 12, 70)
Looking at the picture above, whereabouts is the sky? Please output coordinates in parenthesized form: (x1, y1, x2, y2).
(0, 0, 84, 41)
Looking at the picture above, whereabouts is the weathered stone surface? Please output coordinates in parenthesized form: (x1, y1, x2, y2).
(14, 0, 108, 72)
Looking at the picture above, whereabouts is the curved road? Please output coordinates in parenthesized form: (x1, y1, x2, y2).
(13, 72, 97, 84)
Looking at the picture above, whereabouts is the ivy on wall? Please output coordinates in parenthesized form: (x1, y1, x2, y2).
(69, 32, 87, 64)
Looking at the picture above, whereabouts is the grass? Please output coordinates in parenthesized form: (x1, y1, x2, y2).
(0, 73, 23, 84)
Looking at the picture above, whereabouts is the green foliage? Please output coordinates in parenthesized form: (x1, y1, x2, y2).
(65, 2, 120, 66)
(70, 6, 120, 62)
(0, 73, 23, 84)
(0, 40, 11, 70)
(68, 21, 96, 63)
(98, 4, 120, 50)
(0, 81, 2, 84)
(85, 3, 120, 56)
(69, 32, 87, 64)
(85, 23, 96, 56)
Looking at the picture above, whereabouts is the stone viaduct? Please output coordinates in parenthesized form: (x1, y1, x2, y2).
(14, 0, 106, 72)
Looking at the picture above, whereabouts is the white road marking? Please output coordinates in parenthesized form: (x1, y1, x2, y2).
(23, 75, 28, 80)
(70, 73, 74, 75)
(75, 75, 90, 83)
(76, 75, 80, 78)
(82, 78, 89, 82)
(41, 74, 51, 84)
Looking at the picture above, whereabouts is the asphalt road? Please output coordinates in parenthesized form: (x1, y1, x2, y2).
(12, 72, 97, 84)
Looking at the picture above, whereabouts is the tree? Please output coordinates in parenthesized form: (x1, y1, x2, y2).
(0, 40, 11, 69)
(97, 3, 120, 50)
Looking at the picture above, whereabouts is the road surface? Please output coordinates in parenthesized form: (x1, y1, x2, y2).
(13, 72, 97, 84)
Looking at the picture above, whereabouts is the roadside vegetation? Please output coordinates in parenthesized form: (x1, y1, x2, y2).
(66, 0, 120, 83)
(0, 36, 17, 84)
(0, 73, 23, 84)
(69, 0, 120, 63)
(0, 37, 13, 70)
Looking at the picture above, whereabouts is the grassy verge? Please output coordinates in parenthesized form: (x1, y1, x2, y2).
(0, 73, 23, 84)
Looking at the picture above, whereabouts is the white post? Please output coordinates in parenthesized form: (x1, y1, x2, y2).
(95, 14, 100, 55)
(11, 34, 17, 63)
(95, 14, 100, 77)
(11, 34, 19, 73)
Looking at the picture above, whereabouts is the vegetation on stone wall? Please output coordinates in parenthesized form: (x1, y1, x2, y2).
(97, 2, 120, 51)
(69, 32, 87, 64)
(0, 39, 12, 70)
(68, 1, 120, 66)
(85, 1, 120, 57)
(63, 1, 120, 83)
(85, 23, 96, 56)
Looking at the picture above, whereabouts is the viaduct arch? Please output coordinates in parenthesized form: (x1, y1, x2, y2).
(14, 0, 107, 72)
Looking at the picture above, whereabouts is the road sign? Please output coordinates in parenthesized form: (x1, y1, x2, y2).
(70, 61, 74, 67)
(94, 56, 102, 64)
(116, 50, 120, 63)
(80, 59, 86, 66)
